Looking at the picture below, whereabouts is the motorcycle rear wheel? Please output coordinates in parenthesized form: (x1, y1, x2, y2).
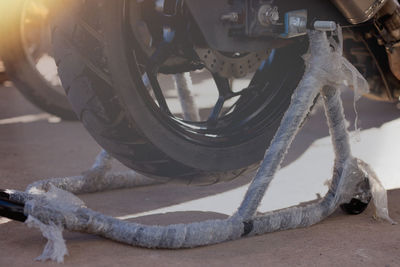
(53, 0, 307, 183)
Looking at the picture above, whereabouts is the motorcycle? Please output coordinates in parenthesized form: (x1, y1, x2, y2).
(1, 1, 399, 257)
(48, 0, 400, 185)
(0, 0, 76, 120)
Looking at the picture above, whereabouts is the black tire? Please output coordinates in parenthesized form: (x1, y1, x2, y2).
(0, 0, 76, 120)
(52, 0, 306, 183)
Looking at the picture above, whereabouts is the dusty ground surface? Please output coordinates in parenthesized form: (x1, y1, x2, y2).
(0, 82, 399, 266)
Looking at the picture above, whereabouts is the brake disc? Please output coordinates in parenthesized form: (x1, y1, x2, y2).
(195, 48, 270, 78)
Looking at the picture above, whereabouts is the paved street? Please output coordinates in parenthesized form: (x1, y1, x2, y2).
(0, 81, 400, 266)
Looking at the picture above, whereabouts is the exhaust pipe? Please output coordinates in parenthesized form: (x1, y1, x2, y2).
(330, 0, 389, 24)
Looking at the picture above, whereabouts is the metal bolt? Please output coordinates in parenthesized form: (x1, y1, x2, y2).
(221, 12, 239, 23)
(268, 7, 280, 23)
(258, 5, 279, 26)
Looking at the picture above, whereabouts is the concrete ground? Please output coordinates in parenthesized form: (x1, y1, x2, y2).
(0, 81, 400, 266)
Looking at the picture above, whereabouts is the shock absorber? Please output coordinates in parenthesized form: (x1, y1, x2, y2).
(332, 0, 400, 90)
(377, 0, 400, 40)
(375, 0, 400, 81)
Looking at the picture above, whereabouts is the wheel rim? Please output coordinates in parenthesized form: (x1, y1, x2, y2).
(122, 0, 306, 148)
